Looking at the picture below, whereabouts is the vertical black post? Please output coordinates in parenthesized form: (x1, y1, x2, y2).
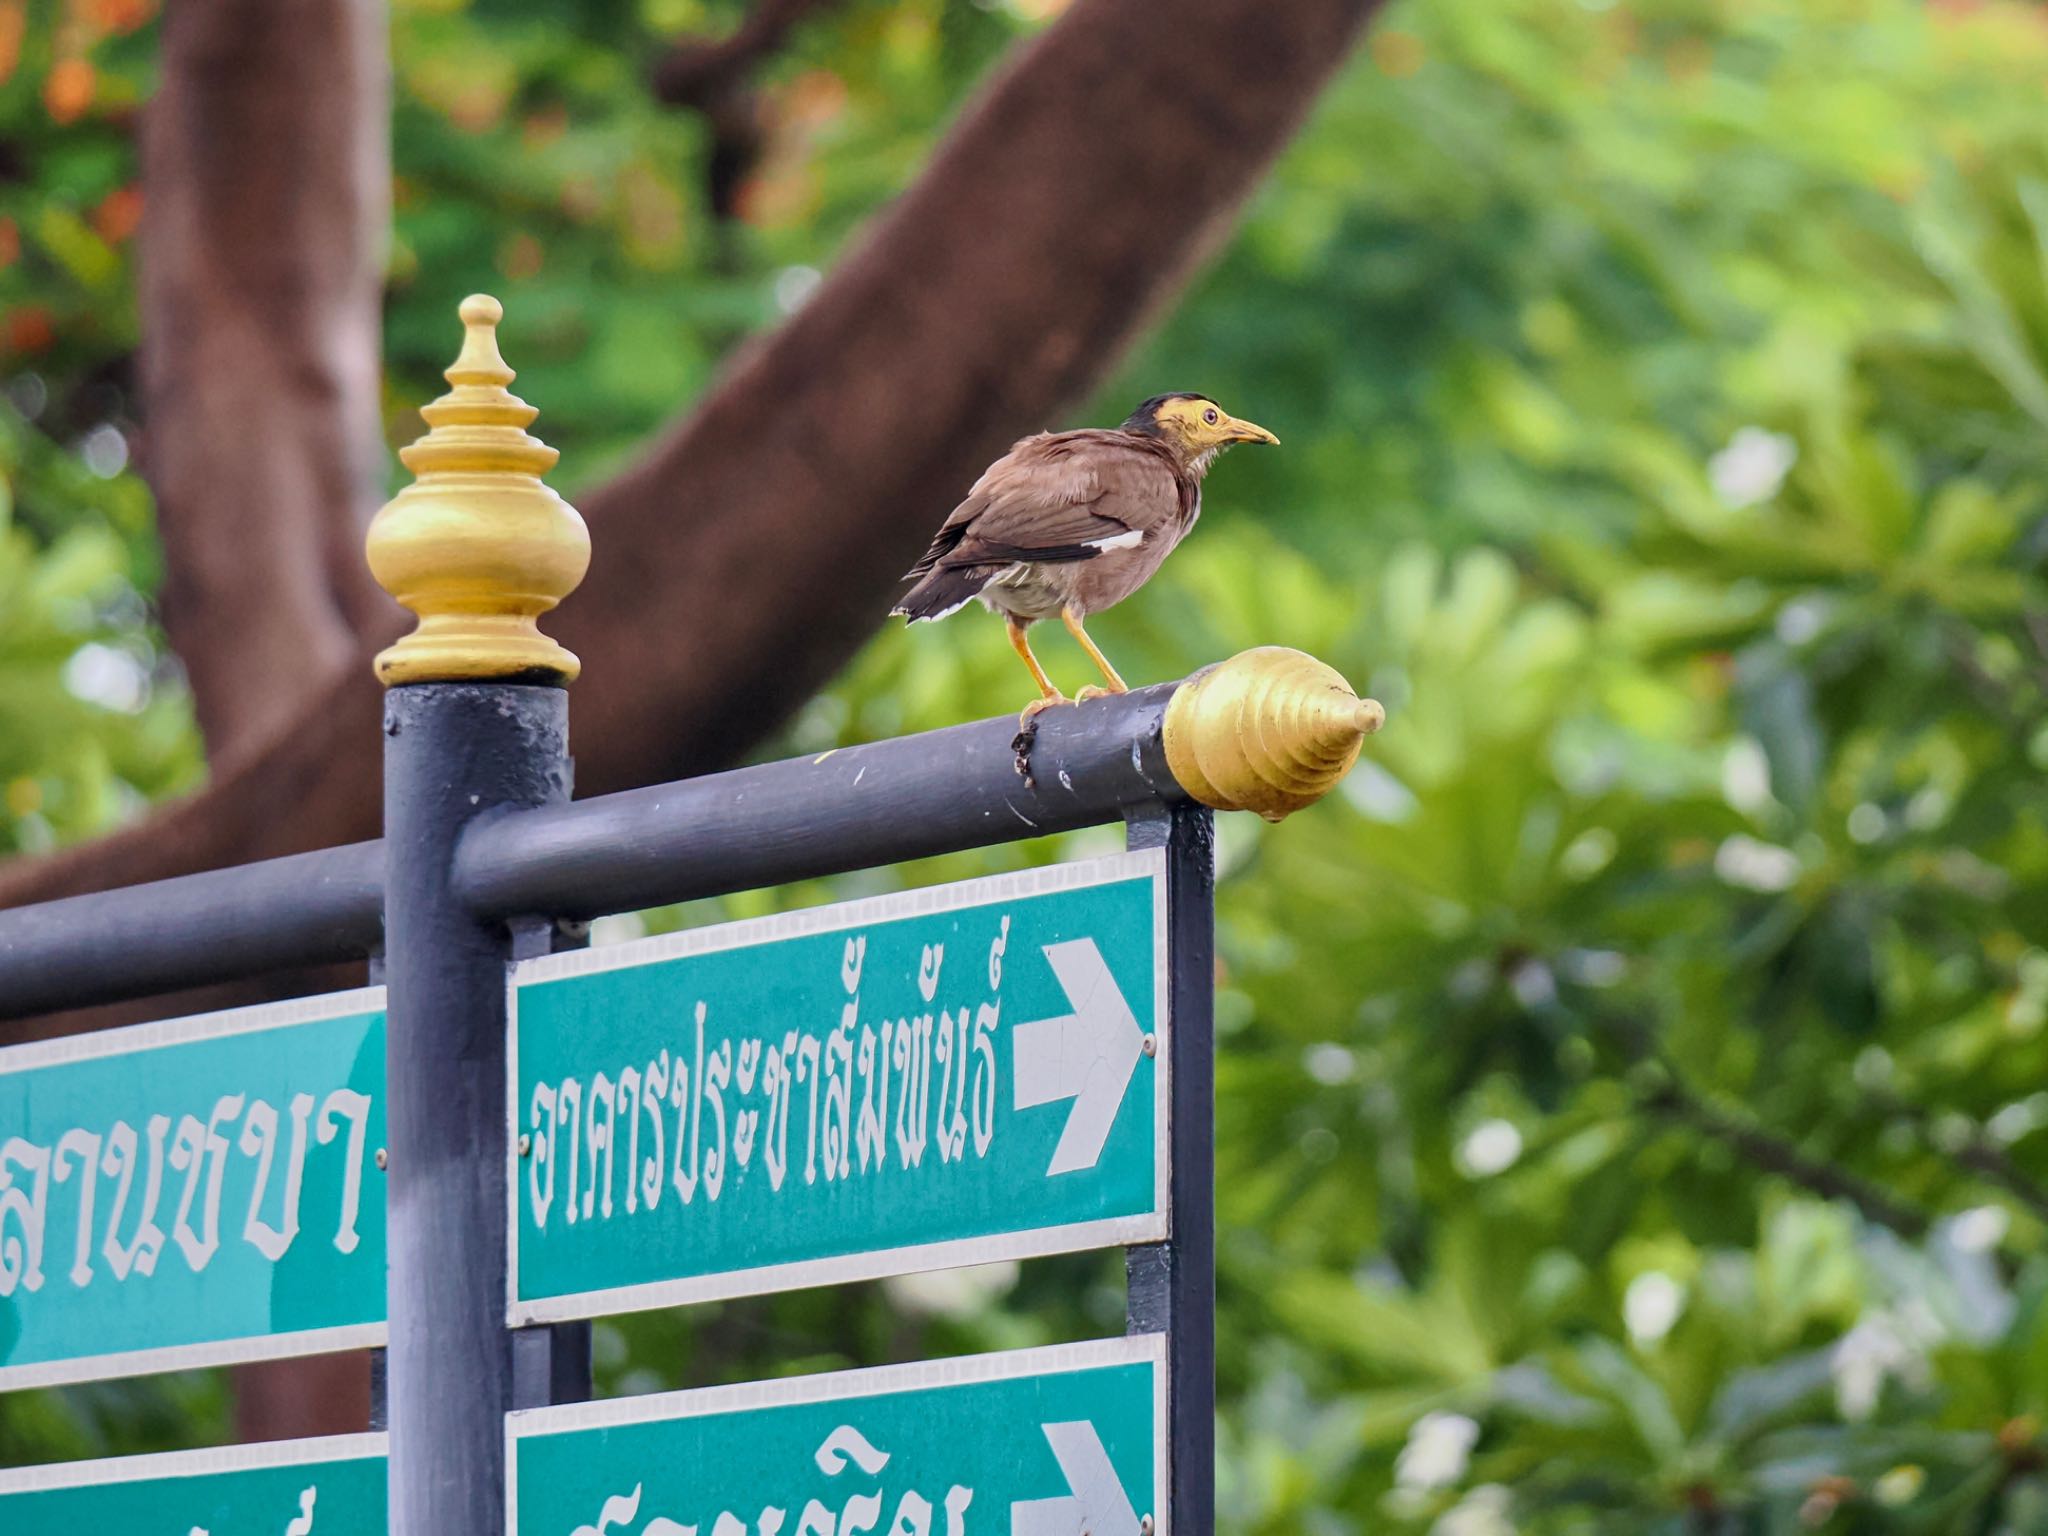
(1126, 800, 1216, 1534)
(366, 946, 388, 1434)
(384, 683, 570, 1534)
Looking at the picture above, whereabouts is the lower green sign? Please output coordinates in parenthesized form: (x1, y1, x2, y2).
(507, 1336, 1166, 1536)
(0, 1432, 386, 1534)
(0, 989, 387, 1389)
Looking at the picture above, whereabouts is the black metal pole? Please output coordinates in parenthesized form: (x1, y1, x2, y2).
(382, 683, 570, 1535)
(1125, 800, 1216, 1534)
(0, 840, 382, 1020)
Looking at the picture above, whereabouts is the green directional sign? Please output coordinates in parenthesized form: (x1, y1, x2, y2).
(0, 1432, 386, 1534)
(508, 851, 1167, 1324)
(0, 990, 387, 1389)
(508, 1336, 1165, 1536)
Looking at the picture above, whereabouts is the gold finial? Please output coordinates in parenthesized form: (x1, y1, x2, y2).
(1163, 647, 1385, 822)
(365, 294, 591, 687)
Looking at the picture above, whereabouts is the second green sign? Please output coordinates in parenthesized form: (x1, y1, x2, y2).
(508, 851, 1169, 1324)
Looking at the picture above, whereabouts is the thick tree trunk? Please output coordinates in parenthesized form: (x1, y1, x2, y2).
(140, 0, 393, 767)
(1, 0, 1380, 916)
(233, 1353, 375, 1449)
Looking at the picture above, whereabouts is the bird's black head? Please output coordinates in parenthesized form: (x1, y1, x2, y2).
(1120, 393, 1279, 465)
(1121, 393, 1215, 435)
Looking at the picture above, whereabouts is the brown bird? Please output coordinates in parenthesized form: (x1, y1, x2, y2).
(894, 393, 1279, 723)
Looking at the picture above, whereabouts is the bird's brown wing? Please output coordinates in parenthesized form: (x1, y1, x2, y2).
(904, 430, 1185, 578)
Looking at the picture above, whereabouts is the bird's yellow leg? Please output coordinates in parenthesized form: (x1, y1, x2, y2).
(1063, 607, 1129, 701)
(1008, 617, 1068, 726)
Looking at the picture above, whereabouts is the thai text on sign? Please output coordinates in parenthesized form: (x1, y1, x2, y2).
(0, 990, 386, 1389)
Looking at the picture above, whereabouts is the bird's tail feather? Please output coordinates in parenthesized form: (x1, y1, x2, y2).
(893, 565, 993, 623)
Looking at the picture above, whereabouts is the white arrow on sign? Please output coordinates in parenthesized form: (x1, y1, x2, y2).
(1011, 1420, 1142, 1536)
(1012, 939, 1146, 1177)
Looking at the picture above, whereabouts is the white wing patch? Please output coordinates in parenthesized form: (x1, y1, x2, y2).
(1086, 529, 1144, 552)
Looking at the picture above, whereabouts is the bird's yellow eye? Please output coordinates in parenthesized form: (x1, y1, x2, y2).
(1202, 407, 1219, 425)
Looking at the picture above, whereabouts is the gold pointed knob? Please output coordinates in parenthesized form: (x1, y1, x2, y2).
(1163, 647, 1385, 821)
(366, 294, 591, 687)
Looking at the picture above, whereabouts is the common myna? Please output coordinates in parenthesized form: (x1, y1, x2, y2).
(894, 393, 1278, 723)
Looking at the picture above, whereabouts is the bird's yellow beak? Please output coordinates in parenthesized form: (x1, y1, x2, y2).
(1221, 413, 1279, 446)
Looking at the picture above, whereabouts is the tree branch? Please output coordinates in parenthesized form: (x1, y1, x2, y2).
(1601, 1011, 1936, 1238)
(1860, 1086, 2048, 1224)
(1639, 1073, 1933, 1240)
(650, 0, 838, 108)
(650, 0, 845, 220)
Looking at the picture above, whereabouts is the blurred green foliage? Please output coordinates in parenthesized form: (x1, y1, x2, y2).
(7, 0, 2048, 1529)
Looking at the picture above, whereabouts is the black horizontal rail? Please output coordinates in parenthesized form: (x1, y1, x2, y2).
(0, 841, 384, 1022)
(456, 681, 1182, 922)
(0, 684, 1187, 1023)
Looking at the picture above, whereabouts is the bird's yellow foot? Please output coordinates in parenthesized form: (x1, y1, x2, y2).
(1018, 692, 1069, 729)
(1076, 683, 1129, 702)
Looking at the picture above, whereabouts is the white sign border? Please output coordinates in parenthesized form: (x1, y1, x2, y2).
(505, 849, 1170, 1326)
(0, 986, 389, 1392)
(505, 1334, 1170, 1536)
(0, 1429, 386, 1498)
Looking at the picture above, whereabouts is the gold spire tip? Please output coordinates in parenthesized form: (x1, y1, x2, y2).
(449, 293, 514, 389)
(364, 295, 591, 688)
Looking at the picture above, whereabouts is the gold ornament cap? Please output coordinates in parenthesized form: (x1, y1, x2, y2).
(1163, 646, 1385, 822)
(366, 294, 591, 687)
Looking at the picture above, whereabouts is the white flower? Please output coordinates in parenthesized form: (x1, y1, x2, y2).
(80, 422, 129, 478)
(773, 265, 822, 313)
(1709, 426, 1797, 508)
(1873, 1465, 1925, 1506)
(1720, 738, 1775, 815)
(1832, 1309, 1935, 1420)
(1432, 1484, 1515, 1536)
(1623, 1272, 1685, 1345)
(1714, 834, 1801, 892)
(1396, 1412, 1480, 1491)
(1989, 1094, 2048, 1145)
(1947, 1205, 2009, 1255)
(1304, 1044, 1357, 1086)
(1456, 1120, 1524, 1179)
(1774, 596, 1826, 645)
(62, 642, 149, 714)
(1507, 960, 1555, 1010)
(1847, 803, 1887, 845)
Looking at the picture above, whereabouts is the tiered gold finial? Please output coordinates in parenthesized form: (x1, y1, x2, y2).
(366, 294, 591, 687)
(1163, 647, 1385, 821)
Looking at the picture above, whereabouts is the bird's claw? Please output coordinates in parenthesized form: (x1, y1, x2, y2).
(1017, 693, 1070, 727)
(1076, 684, 1128, 702)
(1012, 694, 1069, 785)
